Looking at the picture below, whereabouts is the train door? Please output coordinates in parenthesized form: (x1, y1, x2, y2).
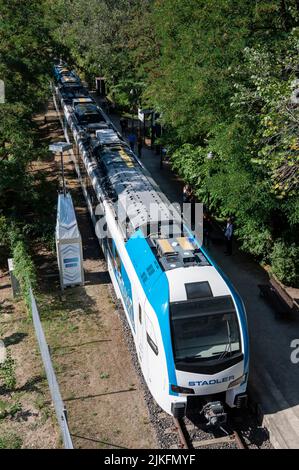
(136, 302, 144, 364)
(113, 244, 135, 332)
(96, 209, 106, 255)
(144, 311, 160, 389)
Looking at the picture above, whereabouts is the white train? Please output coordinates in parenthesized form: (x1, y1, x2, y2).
(53, 64, 249, 426)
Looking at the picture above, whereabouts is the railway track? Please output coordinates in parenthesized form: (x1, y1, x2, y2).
(173, 417, 246, 449)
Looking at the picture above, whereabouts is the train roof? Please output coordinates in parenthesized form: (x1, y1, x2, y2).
(96, 129, 123, 146)
(74, 103, 105, 121)
(72, 97, 94, 106)
(149, 236, 209, 271)
(166, 265, 230, 303)
(59, 88, 89, 104)
(75, 102, 98, 113)
(62, 87, 195, 248)
(92, 129, 211, 272)
(97, 140, 181, 237)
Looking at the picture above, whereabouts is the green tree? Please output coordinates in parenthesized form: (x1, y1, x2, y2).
(52, 0, 155, 104)
(145, 0, 298, 276)
(0, 0, 60, 248)
(0, 0, 56, 108)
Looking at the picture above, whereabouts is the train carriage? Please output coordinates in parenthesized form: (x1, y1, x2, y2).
(53, 64, 249, 425)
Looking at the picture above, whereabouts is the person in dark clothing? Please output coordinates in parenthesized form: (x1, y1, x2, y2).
(137, 133, 143, 158)
(160, 147, 167, 169)
(120, 117, 127, 135)
(203, 213, 213, 248)
(224, 217, 234, 255)
(189, 191, 196, 231)
(183, 186, 196, 230)
(183, 184, 191, 203)
(128, 132, 137, 152)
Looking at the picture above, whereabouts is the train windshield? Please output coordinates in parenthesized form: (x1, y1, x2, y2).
(170, 296, 241, 362)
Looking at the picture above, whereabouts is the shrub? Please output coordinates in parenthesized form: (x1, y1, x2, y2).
(12, 239, 37, 312)
(0, 400, 22, 419)
(270, 241, 299, 287)
(235, 220, 272, 260)
(0, 352, 16, 390)
(0, 216, 9, 246)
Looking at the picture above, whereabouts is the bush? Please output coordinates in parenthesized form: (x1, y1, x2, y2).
(236, 220, 273, 260)
(171, 144, 207, 187)
(0, 223, 37, 313)
(0, 216, 9, 246)
(0, 400, 22, 419)
(0, 353, 16, 390)
(270, 241, 299, 287)
(12, 239, 37, 312)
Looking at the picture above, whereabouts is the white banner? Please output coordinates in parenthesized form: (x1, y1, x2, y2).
(61, 242, 83, 286)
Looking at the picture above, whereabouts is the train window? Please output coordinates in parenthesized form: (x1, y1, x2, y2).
(107, 229, 113, 255)
(114, 248, 121, 272)
(139, 305, 142, 324)
(170, 297, 241, 362)
(146, 316, 158, 356)
(185, 281, 213, 300)
(147, 333, 158, 356)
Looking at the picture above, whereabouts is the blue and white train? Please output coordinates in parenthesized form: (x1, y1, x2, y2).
(53, 64, 249, 425)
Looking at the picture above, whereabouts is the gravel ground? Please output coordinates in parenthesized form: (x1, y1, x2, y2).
(230, 407, 273, 449)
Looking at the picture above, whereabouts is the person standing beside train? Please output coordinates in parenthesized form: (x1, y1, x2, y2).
(120, 117, 128, 135)
(183, 184, 191, 203)
(203, 212, 213, 248)
(224, 217, 234, 255)
(137, 133, 143, 158)
(128, 131, 137, 152)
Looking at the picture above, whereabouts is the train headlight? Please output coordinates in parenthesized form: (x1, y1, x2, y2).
(228, 373, 247, 389)
(171, 384, 195, 395)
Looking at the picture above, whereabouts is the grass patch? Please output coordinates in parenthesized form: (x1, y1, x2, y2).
(0, 353, 16, 390)
(100, 372, 109, 379)
(0, 400, 22, 419)
(0, 432, 22, 449)
(40, 406, 52, 425)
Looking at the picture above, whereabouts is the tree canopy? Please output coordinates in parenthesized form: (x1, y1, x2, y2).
(0, 0, 59, 246)
(1, 0, 298, 284)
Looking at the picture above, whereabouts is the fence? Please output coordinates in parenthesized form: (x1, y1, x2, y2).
(29, 288, 73, 449)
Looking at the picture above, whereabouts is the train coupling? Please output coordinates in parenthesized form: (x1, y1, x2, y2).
(202, 401, 227, 427)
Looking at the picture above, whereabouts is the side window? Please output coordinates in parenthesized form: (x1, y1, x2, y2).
(138, 305, 142, 324)
(146, 316, 159, 356)
(114, 248, 121, 272)
(107, 228, 113, 255)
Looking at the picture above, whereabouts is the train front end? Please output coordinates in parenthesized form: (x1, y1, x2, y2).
(166, 265, 249, 426)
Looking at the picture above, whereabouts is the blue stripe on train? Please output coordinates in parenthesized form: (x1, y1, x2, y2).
(111, 241, 135, 332)
(120, 262, 135, 332)
(125, 229, 178, 395)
